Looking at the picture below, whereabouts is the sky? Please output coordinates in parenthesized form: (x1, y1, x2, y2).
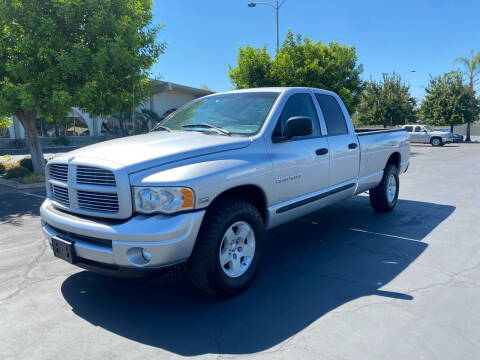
(151, 0, 480, 101)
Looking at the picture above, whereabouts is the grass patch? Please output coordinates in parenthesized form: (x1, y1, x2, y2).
(3, 166, 31, 179)
(21, 173, 45, 184)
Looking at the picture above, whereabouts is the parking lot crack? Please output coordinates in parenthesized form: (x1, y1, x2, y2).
(0, 237, 48, 304)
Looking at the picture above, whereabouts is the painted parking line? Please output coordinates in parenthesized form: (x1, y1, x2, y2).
(16, 190, 46, 200)
(349, 228, 420, 241)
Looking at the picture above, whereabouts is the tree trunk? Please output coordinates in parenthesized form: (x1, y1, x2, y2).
(119, 119, 126, 136)
(466, 74, 474, 142)
(450, 124, 454, 133)
(466, 122, 471, 142)
(16, 110, 45, 175)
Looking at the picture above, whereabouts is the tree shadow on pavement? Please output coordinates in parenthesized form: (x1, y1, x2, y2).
(0, 190, 44, 226)
(61, 196, 455, 356)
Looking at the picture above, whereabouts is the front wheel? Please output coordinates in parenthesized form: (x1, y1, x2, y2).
(187, 199, 264, 296)
(431, 137, 442, 146)
(369, 164, 399, 212)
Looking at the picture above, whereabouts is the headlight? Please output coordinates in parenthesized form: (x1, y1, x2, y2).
(133, 187, 194, 214)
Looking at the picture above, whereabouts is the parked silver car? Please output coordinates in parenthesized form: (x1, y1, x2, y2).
(402, 125, 453, 146)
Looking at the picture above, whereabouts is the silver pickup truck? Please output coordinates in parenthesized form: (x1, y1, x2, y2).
(41, 87, 410, 296)
(402, 124, 453, 146)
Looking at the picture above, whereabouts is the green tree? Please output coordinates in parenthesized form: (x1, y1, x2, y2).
(0, 116, 11, 131)
(228, 45, 273, 89)
(228, 30, 363, 113)
(420, 72, 477, 132)
(454, 50, 480, 141)
(0, 0, 164, 174)
(354, 73, 416, 128)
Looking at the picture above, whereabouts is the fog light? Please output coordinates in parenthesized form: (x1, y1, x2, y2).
(142, 249, 152, 262)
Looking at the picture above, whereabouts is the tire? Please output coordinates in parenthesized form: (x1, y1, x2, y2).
(430, 137, 442, 147)
(187, 199, 264, 297)
(369, 164, 399, 212)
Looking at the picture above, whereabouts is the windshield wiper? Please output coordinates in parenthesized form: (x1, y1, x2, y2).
(182, 123, 231, 136)
(151, 123, 171, 132)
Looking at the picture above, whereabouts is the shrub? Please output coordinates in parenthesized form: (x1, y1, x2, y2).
(22, 173, 45, 183)
(4, 166, 31, 179)
(8, 139, 26, 148)
(52, 136, 69, 146)
(18, 157, 48, 172)
(0, 162, 5, 175)
(18, 158, 34, 172)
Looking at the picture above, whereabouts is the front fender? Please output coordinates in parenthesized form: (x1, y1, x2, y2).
(129, 141, 273, 211)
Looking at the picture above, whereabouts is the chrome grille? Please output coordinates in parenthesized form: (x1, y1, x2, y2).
(50, 184, 69, 206)
(46, 162, 129, 218)
(49, 164, 68, 182)
(76, 166, 116, 187)
(77, 190, 119, 213)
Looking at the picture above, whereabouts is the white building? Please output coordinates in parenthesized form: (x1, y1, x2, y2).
(4, 80, 213, 140)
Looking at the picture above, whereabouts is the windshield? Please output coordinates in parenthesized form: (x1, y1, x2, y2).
(424, 125, 435, 132)
(159, 92, 279, 135)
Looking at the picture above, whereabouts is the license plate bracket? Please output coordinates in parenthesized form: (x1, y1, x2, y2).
(52, 237, 77, 264)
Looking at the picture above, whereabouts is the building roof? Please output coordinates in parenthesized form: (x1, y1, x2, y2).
(150, 80, 214, 96)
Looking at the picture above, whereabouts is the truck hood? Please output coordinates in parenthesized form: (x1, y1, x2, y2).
(59, 131, 251, 172)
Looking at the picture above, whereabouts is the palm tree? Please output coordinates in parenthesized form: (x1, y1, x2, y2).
(454, 50, 480, 142)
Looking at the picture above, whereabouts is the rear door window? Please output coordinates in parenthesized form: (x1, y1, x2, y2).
(315, 94, 348, 136)
(404, 126, 413, 132)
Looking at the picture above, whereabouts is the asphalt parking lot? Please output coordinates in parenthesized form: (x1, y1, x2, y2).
(1, 143, 479, 360)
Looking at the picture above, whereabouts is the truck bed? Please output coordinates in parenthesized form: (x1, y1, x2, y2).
(354, 127, 410, 195)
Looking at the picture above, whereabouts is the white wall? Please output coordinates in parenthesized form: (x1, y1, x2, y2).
(151, 90, 198, 118)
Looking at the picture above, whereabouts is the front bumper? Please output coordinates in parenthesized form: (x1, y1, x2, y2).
(40, 199, 205, 272)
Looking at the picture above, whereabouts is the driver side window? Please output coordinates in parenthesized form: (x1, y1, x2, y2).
(273, 93, 321, 139)
(415, 126, 423, 132)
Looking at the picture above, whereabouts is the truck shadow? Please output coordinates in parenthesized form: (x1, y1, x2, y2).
(61, 196, 454, 356)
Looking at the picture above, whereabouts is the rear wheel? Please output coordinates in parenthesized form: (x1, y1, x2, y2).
(431, 137, 442, 146)
(369, 164, 399, 212)
(187, 199, 264, 296)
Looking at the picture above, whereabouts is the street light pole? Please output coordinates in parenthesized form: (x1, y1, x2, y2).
(248, 0, 287, 54)
(275, 0, 279, 53)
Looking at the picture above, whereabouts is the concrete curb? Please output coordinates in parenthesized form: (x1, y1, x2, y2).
(0, 146, 80, 156)
(0, 177, 45, 190)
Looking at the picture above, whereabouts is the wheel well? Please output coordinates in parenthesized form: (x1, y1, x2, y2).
(430, 136, 441, 142)
(386, 152, 401, 169)
(209, 185, 267, 222)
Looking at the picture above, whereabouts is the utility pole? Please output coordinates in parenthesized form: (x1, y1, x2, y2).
(248, 0, 287, 53)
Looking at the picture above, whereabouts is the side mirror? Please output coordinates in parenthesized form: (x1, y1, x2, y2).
(283, 116, 313, 138)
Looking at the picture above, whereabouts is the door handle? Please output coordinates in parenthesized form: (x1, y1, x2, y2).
(348, 143, 358, 149)
(315, 148, 328, 155)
